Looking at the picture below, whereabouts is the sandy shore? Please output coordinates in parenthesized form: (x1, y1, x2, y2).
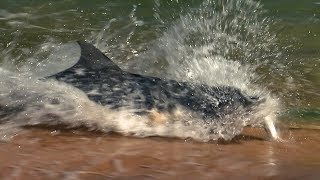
(0, 126, 320, 180)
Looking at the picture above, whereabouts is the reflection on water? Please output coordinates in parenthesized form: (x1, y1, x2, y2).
(0, 127, 319, 179)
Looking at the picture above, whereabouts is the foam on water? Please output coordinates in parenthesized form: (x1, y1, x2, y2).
(0, 0, 281, 141)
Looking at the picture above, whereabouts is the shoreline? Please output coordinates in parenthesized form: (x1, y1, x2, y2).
(0, 126, 319, 179)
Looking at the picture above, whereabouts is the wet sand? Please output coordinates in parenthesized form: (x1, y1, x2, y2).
(0, 126, 320, 180)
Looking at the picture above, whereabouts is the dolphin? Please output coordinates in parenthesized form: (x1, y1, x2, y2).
(47, 41, 278, 140)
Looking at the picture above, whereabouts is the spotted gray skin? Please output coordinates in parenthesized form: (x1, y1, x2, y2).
(51, 41, 260, 123)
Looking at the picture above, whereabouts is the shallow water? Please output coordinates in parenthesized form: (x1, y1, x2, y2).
(0, 0, 319, 179)
(1, 126, 320, 179)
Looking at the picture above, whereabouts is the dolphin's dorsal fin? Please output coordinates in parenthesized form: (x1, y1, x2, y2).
(76, 41, 122, 71)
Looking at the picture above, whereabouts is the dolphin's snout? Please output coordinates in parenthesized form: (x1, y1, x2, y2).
(264, 115, 280, 140)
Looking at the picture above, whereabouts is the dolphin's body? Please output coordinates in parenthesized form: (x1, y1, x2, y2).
(0, 41, 278, 140)
(52, 41, 259, 122)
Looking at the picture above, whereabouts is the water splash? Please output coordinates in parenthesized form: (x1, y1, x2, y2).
(0, 0, 281, 141)
(128, 0, 282, 138)
(95, 0, 282, 140)
(129, 0, 279, 88)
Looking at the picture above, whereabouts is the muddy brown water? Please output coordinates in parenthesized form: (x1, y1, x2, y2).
(0, 126, 319, 180)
